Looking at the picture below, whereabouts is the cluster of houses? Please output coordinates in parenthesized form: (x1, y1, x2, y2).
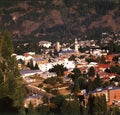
(14, 37, 120, 107)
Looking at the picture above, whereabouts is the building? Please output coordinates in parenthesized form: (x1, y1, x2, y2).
(37, 58, 75, 72)
(39, 41, 52, 48)
(74, 38, 79, 52)
(56, 42, 60, 52)
(20, 70, 42, 78)
(92, 86, 120, 106)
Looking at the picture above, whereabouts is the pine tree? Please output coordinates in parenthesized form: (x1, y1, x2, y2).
(0, 32, 26, 112)
(93, 74, 102, 89)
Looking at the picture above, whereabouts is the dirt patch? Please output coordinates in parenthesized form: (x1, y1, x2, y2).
(51, 10, 63, 25)
(58, 89, 71, 96)
(22, 20, 40, 35)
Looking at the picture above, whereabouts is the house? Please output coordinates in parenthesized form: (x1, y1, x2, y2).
(105, 54, 118, 62)
(40, 72, 57, 79)
(20, 70, 42, 78)
(95, 64, 111, 71)
(39, 41, 52, 48)
(87, 62, 98, 68)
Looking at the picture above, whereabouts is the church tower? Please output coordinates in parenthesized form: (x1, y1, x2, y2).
(56, 42, 60, 52)
(74, 38, 79, 52)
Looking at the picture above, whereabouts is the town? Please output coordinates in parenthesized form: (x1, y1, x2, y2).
(0, 0, 120, 114)
(13, 31, 120, 112)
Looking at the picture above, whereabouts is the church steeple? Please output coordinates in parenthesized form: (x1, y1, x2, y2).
(74, 38, 79, 52)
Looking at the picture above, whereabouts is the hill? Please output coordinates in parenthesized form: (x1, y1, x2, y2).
(0, 0, 120, 42)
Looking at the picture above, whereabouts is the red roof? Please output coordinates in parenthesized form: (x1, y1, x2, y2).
(105, 54, 118, 61)
(96, 64, 111, 69)
(23, 53, 30, 57)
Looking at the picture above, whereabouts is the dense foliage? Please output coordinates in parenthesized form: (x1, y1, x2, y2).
(0, 32, 26, 114)
(49, 64, 67, 76)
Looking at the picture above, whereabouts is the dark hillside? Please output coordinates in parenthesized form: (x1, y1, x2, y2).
(0, 0, 120, 42)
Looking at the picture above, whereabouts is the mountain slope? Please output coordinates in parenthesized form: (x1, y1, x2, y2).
(0, 0, 120, 41)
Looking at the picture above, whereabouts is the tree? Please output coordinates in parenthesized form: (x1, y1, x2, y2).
(110, 106, 120, 115)
(49, 64, 67, 76)
(88, 93, 107, 115)
(93, 74, 102, 89)
(78, 77, 86, 90)
(72, 68, 81, 79)
(68, 68, 82, 82)
(61, 100, 80, 115)
(94, 94, 107, 115)
(34, 63, 39, 70)
(0, 32, 26, 113)
(68, 68, 85, 93)
(87, 93, 95, 115)
(51, 95, 65, 108)
(68, 55, 76, 61)
(1, 32, 14, 59)
(36, 104, 50, 115)
(87, 66, 95, 77)
(73, 80, 80, 92)
(27, 102, 36, 115)
(103, 81, 110, 88)
(110, 65, 120, 74)
(26, 59, 34, 70)
(44, 77, 63, 86)
(112, 56, 119, 63)
(44, 86, 51, 93)
(108, 41, 115, 54)
(19, 104, 26, 115)
(0, 96, 18, 113)
(86, 79, 94, 92)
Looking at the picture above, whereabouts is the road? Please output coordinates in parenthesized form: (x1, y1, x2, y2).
(26, 84, 55, 98)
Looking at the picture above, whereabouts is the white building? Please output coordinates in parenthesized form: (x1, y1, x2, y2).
(16, 55, 25, 60)
(20, 70, 42, 78)
(20, 69, 57, 81)
(38, 58, 75, 72)
(39, 41, 52, 48)
(90, 49, 107, 56)
(87, 62, 98, 68)
(40, 72, 57, 79)
(16, 52, 36, 66)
